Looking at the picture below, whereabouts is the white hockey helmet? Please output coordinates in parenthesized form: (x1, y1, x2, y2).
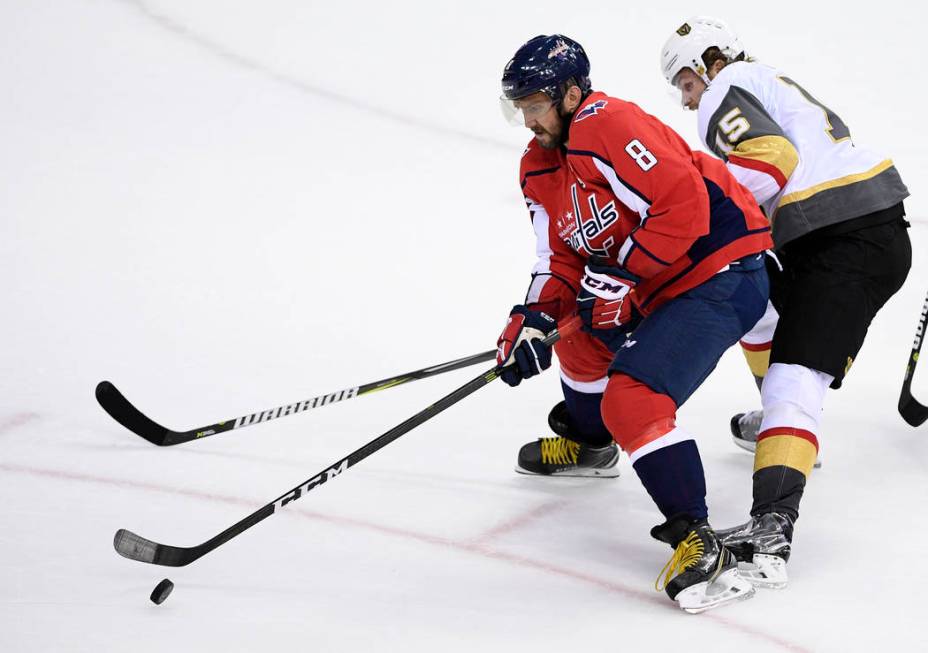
(660, 17, 745, 86)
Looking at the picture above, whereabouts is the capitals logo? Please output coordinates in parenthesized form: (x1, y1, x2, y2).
(565, 183, 618, 258)
(574, 100, 608, 122)
(548, 39, 569, 59)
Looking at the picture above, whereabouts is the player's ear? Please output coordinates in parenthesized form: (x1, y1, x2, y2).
(564, 85, 583, 112)
(708, 59, 727, 80)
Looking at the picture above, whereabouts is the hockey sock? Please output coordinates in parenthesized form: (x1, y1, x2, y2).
(752, 428, 816, 520)
(751, 363, 831, 520)
(602, 373, 707, 519)
(560, 381, 613, 446)
(632, 439, 708, 520)
(740, 300, 778, 393)
(740, 342, 769, 393)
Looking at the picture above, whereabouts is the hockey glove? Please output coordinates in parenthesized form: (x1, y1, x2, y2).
(576, 259, 641, 351)
(496, 306, 557, 387)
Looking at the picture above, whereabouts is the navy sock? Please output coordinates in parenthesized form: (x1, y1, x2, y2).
(561, 381, 613, 447)
(632, 439, 708, 520)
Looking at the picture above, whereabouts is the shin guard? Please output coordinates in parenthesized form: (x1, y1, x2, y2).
(603, 374, 707, 519)
(752, 363, 831, 520)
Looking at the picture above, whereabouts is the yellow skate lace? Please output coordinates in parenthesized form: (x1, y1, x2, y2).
(655, 531, 704, 592)
(539, 437, 581, 465)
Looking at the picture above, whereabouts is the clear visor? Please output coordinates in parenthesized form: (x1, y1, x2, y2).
(664, 78, 687, 110)
(499, 95, 556, 126)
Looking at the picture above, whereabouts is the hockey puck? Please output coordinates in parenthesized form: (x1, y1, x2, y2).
(150, 578, 174, 605)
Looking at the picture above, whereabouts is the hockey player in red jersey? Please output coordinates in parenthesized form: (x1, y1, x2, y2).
(494, 34, 773, 612)
(660, 16, 911, 588)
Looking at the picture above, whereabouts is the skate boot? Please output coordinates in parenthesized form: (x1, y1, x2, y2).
(730, 410, 822, 468)
(515, 401, 619, 478)
(716, 512, 794, 589)
(730, 410, 763, 453)
(651, 514, 754, 614)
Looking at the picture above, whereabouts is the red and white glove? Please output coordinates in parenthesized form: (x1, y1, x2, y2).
(576, 260, 640, 349)
(496, 306, 557, 387)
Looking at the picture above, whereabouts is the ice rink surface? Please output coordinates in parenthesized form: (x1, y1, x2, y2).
(2, 1, 926, 651)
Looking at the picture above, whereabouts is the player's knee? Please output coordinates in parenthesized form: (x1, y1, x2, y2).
(762, 363, 832, 431)
(601, 373, 677, 453)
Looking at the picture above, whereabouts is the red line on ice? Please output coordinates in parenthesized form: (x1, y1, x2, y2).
(0, 412, 40, 435)
(0, 461, 811, 652)
(467, 498, 570, 546)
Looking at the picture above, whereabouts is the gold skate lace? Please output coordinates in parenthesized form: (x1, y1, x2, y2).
(655, 531, 704, 591)
(539, 437, 580, 465)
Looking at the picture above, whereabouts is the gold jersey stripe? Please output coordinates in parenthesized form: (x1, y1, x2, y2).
(754, 434, 818, 478)
(731, 135, 799, 181)
(779, 159, 895, 207)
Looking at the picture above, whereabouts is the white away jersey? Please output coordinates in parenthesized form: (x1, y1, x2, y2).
(697, 61, 908, 247)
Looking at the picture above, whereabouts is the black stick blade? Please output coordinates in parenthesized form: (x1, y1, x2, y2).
(899, 397, 928, 427)
(114, 529, 195, 567)
(96, 381, 173, 445)
(899, 292, 928, 427)
(114, 529, 159, 563)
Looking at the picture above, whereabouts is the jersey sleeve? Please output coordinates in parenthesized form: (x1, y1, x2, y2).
(699, 81, 799, 205)
(568, 112, 711, 279)
(521, 194, 578, 319)
(518, 148, 583, 320)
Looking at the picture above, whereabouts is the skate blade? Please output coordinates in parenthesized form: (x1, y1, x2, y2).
(676, 568, 755, 614)
(513, 465, 620, 478)
(731, 435, 757, 454)
(737, 554, 788, 589)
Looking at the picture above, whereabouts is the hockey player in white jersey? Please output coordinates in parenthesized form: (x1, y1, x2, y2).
(660, 16, 911, 588)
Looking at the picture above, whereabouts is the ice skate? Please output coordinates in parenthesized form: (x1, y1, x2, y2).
(716, 512, 793, 589)
(730, 410, 822, 468)
(651, 515, 755, 614)
(516, 436, 619, 477)
(515, 401, 620, 477)
(729, 410, 764, 453)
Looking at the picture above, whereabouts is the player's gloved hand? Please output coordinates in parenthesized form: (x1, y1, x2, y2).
(496, 306, 557, 387)
(576, 258, 641, 351)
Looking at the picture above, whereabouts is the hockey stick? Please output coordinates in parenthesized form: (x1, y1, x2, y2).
(113, 318, 578, 567)
(899, 290, 928, 427)
(96, 350, 496, 446)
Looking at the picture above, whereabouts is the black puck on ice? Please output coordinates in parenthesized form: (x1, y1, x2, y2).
(150, 578, 174, 605)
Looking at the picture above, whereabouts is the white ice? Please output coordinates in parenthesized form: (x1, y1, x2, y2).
(2, 1, 927, 651)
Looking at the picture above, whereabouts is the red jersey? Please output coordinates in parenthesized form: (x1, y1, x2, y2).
(520, 92, 772, 320)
